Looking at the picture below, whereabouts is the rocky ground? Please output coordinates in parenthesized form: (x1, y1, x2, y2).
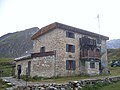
(1, 76, 120, 90)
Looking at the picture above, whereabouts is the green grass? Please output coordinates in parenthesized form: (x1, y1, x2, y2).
(21, 75, 92, 83)
(0, 58, 14, 77)
(108, 49, 120, 63)
(101, 81, 120, 90)
(107, 49, 120, 76)
(82, 81, 120, 90)
(0, 58, 14, 62)
(0, 79, 12, 90)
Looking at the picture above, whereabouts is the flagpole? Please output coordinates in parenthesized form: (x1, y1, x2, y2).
(97, 14, 102, 74)
(97, 14, 100, 35)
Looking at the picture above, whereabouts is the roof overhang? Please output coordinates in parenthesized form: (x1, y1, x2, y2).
(31, 22, 109, 40)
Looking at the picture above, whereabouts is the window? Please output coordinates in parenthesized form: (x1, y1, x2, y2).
(96, 47, 101, 52)
(40, 47, 45, 52)
(66, 31, 75, 38)
(66, 44, 75, 53)
(90, 62, 95, 68)
(66, 60, 76, 70)
(96, 38, 101, 44)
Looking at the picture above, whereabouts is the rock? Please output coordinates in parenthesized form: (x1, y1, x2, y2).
(7, 82, 12, 85)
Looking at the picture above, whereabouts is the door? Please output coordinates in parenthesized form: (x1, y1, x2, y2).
(28, 61, 31, 76)
(99, 61, 102, 74)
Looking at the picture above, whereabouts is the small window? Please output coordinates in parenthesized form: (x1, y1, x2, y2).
(40, 47, 45, 52)
(96, 47, 101, 52)
(66, 44, 75, 53)
(66, 31, 75, 38)
(90, 62, 95, 68)
(96, 38, 101, 44)
(66, 60, 76, 70)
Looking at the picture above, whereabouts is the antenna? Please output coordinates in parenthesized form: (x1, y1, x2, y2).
(97, 14, 101, 44)
(97, 14, 100, 34)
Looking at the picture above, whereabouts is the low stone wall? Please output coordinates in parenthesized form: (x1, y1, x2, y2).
(6, 76, 120, 90)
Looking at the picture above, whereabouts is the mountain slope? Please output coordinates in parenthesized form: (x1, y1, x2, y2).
(0, 27, 39, 58)
(107, 39, 120, 49)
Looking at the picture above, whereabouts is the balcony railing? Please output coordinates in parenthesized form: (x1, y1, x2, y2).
(80, 50, 100, 59)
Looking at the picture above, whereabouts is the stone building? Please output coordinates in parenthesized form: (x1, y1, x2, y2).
(15, 22, 109, 77)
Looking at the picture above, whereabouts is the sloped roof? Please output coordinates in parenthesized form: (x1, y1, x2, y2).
(14, 51, 55, 61)
(31, 22, 109, 40)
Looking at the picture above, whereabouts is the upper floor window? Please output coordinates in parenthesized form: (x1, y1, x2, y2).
(96, 38, 101, 44)
(40, 46, 45, 52)
(96, 47, 101, 52)
(66, 44, 75, 53)
(66, 60, 76, 70)
(66, 31, 75, 38)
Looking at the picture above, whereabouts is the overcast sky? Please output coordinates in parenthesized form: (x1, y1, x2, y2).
(0, 0, 120, 40)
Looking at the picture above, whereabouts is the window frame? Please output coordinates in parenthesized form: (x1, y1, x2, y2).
(66, 31, 75, 38)
(40, 46, 45, 53)
(66, 44, 75, 53)
(90, 61, 95, 68)
(66, 60, 76, 70)
(96, 38, 101, 44)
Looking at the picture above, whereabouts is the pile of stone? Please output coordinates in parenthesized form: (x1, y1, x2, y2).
(5, 76, 120, 90)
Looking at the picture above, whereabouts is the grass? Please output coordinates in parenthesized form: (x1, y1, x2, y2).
(82, 81, 120, 90)
(107, 49, 120, 76)
(0, 58, 14, 89)
(20, 75, 92, 83)
(101, 81, 120, 90)
(0, 79, 12, 90)
(0, 58, 14, 77)
(20, 74, 113, 84)
(0, 58, 14, 62)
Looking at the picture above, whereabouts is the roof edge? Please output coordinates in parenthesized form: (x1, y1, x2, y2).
(31, 22, 109, 40)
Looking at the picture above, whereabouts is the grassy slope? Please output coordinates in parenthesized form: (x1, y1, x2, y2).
(0, 58, 14, 76)
(107, 49, 120, 76)
(0, 58, 14, 89)
(101, 81, 120, 90)
(0, 58, 14, 62)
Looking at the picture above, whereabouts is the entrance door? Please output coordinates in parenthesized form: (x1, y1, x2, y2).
(99, 62, 102, 74)
(28, 61, 31, 76)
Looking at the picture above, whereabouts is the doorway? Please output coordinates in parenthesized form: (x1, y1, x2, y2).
(28, 61, 31, 76)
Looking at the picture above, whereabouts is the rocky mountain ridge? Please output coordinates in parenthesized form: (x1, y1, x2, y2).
(0, 27, 39, 58)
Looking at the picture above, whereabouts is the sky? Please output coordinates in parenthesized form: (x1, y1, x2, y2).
(0, 0, 120, 40)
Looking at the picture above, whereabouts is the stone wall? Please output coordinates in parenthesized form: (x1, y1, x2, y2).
(15, 55, 55, 77)
(15, 59, 32, 76)
(6, 76, 120, 90)
(85, 61, 99, 75)
(101, 40, 108, 74)
(31, 56, 55, 77)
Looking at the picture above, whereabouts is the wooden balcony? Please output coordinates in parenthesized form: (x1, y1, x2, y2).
(80, 49, 100, 60)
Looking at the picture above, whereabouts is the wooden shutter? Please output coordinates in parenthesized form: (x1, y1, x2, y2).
(66, 44, 69, 52)
(66, 60, 69, 70)
(66, 31, 69, 37)
(72, 45, 75, 53)
(72, 61, 76, 70)
(71, 32, 75, 38)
